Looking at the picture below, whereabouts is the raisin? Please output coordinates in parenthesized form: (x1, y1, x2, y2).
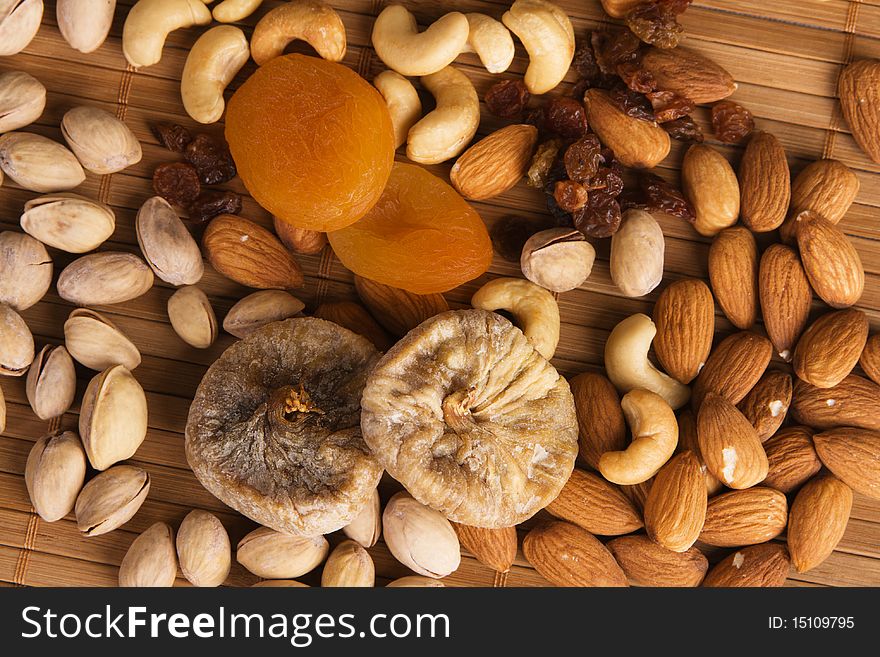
(587, 165, 624, 197)
(188, 190, 243, 223)
(625, 0, 692, 49)
(572, 43, 600, 82)
(485, 79, 531, 119)
(490, 216, 553, 262)
(527, 138, 564, 189)
(573, 193, 622, 238)
(711, 100, 755, 143)
(153, 162, 201, 207)
(543, 97, 588, 138)
(618, 188, 647, 212)
(617, 62, 657, 94)
(639, 172, 695, 223)
(546, 193, 575, 226)
(554, 180, 589, 213)
(646, 90, 695, 123)
(564, 134, 602, 183)
(184, 133, 237, 185)
(591, 29, 642, 75)
(662, 115, 704, 142)
(152, 123, 192, 152)
(608, 83, 655, 122)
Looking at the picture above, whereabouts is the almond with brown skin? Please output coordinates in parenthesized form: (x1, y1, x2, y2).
(814, 427, 880, 500)
(788, 474, 853, 573)
(643, 451, 707, 553)
(639, 47, 735, 104)
(313, 301, 394, 351)
(450, 124, 538, 201)
(452, 523, 518, 573)
(763, 426, 822, 494)
(759, 244, 812, 362)
(779, 159, 860, 243)
(677, 408, 723, 495)
(791, 374, 880, 431)
(692, 331, 772, 411)
(859, 334, 880, 385)
(354, 276, 448, 337)
(699, 487, 788, 547)
(739, 131, 790, 232)
(620, 478, 653, 514)
(273, 217, 326, 255)
(569, 372, 626, 470)
(681, 143, 739, 237)
(737, 370, 792, 442)
(838, 59, 880, 164)
(583, 89, 670, 169)
(697, 392, 769, 489)
(708, 227, 758, 330)
(702, 543, 790, 587)
(607, 535, 707, 587)
(652, 278, 714, 385)
(793, 309, 868, 389)
(546, 468, 643, 536)
(523, 521, 627, 587)
(794, 210, 864, 309)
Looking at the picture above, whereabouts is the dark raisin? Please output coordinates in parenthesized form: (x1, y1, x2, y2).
(646, 90, 695, 123)
(152, 123, 192, 152)
(153, 162, 201, 207)
(711, 100, 755, 143)
(546, 192, 574, 226)
(543, 97, 588, 138)
(564, 134, 602, 183)
(625, 0, 692, 49)
(662, 115, 704, 142)
(572, 43, 600, 82)
(527, 138, 564, 189)
(573, 193, 622, 238)
(639, 172, 695, 223)
(618, 188, 648, 212)
(608, 83, 655, 122)
(542, 156, 569, 195)
(188, 190, 243, 223)
(485, 79, 531, 119)
(617, 62, 657, 94)
(184, 133, 237, 185)
(490, 216, 553, 261)
(586, 165, 625, 197)
(591, 29, 642, 75)
(554, 180, 589, 213)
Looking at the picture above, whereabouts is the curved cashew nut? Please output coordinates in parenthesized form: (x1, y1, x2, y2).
(181, 26, 249, 124)
(604, 314, 691, 410)
(371, 5, 469, 77)
(461, 13, 515, 74)
(213, 0, 263, 23)
(122, 0, 212, 69)
(471, 277, 560, 360)
(406, 66, 479, 165)
(250, 0, 346, 66)
(599, 388, 679, 485)
(373, 70, 422, 150)
(502, 0, 574, 95)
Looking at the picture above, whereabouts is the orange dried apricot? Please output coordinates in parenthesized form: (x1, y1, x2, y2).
(328, 163, 493, 294)
(225, 54, 394, 232)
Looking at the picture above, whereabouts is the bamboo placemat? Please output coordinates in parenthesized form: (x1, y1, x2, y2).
(1, 0, 879, 587)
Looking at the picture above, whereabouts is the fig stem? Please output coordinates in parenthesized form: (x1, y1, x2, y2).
(442, 388, 476, 434)
(274, 383, 324, 422)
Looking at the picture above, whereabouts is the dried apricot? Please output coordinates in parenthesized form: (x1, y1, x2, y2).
(328, 163, 493, 294)
(225, 54, 394, 232)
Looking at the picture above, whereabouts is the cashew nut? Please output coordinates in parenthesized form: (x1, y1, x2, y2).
(371, 4, 469, 77)
(250, 0, 346, 66)
(373, 70, 422, 150)
(181, 26, 249, 125)
(213, 0, 262, 23)
(604, 314, 691, 410)
(122, 0, 212, 69)
(502, 0, 574, 95)
(599, 388, 679, 485)
(471, 277, 560, 360)
(461, 13, 514, 74)
(406, 66, 479, 165)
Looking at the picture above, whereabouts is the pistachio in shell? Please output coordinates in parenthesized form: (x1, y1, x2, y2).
(25, 344, 76, 420)
(64, 308, 141, 371)
(521, 228, 596, 293)
(119, 522, 177, 587)
(321, 539, 375, 587)
(0, 70, 46, 132)
(236, 527, 329, 579)
(57, 251, 154, 306)
(382, 492, 461, 579)
(251, 580, 309, 587)
(21, 193, 115, 253)
(79, 365, 148, 470)
(25, 430, 87, 522)
(136, 196, 204, 286)
(75, 464, 150, 536)
(61, 106, 142, 175)
(0, 131, 85, 192)
(0, 302, 35, 376)
(176, 509, 231, 587)
(222, 290, 305, 338)
(0, 384, 6, 433)
(386, 576, 446, 588)
(0, 230, 52, 311)
(342, 487, 381, 548)
(0, 0, 43, 57)
(167, 286, 217, 349)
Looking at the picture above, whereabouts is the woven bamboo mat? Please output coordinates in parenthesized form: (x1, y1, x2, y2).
(1, 0, 879, 587)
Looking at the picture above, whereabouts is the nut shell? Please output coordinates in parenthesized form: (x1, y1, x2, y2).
(61, 106, 142, 174)
(0, 70, 46, 132)
(74, 464, 150, 536)
(176, 510, 231, 587)
(64, 308, 141, 371)
(25, 430, 87, 522)
(382, 492, 460, 579)
(0, 230, 52, 311)
(236, 527, 329, 579)
(167, 285, 217, 349)
(21, 193, 115, 253)
(119, 522, 177, 587)
(25, 344, 76, 420)
(0, 303, 35, 376)
(222, 290, 305, 339)
(136, 196, 204, 286)
(57, 252, 155, 306)
(520, 227, 595, 293)
(0, 131, 85, 192)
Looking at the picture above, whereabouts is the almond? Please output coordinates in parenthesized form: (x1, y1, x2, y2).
(202, 214, 303, 290)
(788, 474, 853, 573)
(273, 218, 327, 255)
(814, 427, 880, 500)
(583, 89, 670, 169)
(599, 0, 646, 18)
(697, 392, 769, 489)
(794, 210, 864, 309)
(793, 309, 868, 388)
(620, 478, 653, 514)
(791, 374, 880, 431)
(737, 370, 792, 442)
(779, 159, 860, 243)
(569, 372, 627, 470)
(639, 47, 735, 104)
(838, 59, 880, 164)
(759, 244, 812, 361)
(699, 487, 788, 547)
(607, 535, 707, 587)
(692, 331, 772, 411)
(451, 523, 518, 573)
(450, 124, 538, 200)
(546, 468, 643, 536)
(643, 451, 707, 552)
(859, 334, 880, 386)
(681, 143, 739, 237)
(522, 521, 627, 587)
(677, 408, 723, 494)
(652, 278, 714, 384)
(313, 300, 394, 351)
(739, 131, 790, 232)
(702, 543, 790, 587)
(708, 227, 758, 330)
(763, 426, 822, 494)
(354, 275, 449, 337)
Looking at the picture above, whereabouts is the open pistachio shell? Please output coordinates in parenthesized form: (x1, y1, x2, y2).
(21, 193, 115, 253)
(64, 308, 141, 371)
(25, 344, 76, 420)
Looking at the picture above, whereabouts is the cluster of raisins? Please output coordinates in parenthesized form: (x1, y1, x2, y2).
(625, 0, 693, 50)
